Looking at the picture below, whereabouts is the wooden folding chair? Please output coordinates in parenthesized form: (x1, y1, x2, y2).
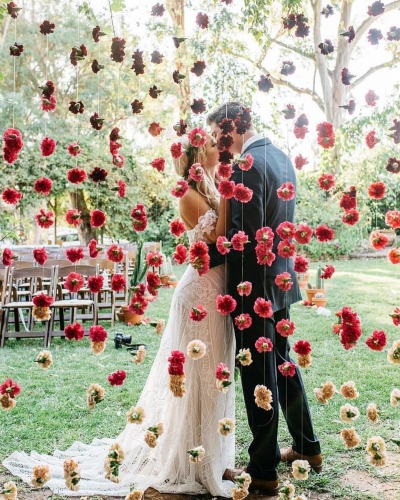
(0, 265, 10, 332)
(0, 266, 57, 347)
(46, 264, 99, 347)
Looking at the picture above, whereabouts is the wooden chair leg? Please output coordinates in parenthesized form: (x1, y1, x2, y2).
(1, 308, 10, 348)
(46, 307, 56, 348)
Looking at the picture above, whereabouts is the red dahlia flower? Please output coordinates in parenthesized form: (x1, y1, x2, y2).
(171, 180, 189, 198)
(275, 272, 293, 291)
(1, 248, 15, 266)
(147, 271, 162, 296)
(235, 313, 252, 330)
(107, 244, 124, 263)
(150, 50, 163, 64)
(111, 274, 126, 292)
(237, 281, 252, 296)
(281, 60, 296, 76)
(34, 177, 52, 195)
(90, 209, 106, 228)
(368, 181, 386, 199)
(67, 143, 82, 157)
(295, 155, 308, 170)
(315, 224, 335, 242)
(64, 272, 85, 293)
(387, 26, 400, 41)
(276, 319, 296, 337)
(385, 210, 400, 229)
(149, 85, 162, 99)
(340, 306, 362, 350)
(32, 293, 53, 307)
(278, 361, 296, 377)
(366, 330, 387, 351)
(173, 119, 188, 136)
(65, 209, 83, 227)
(340, 26, 355, 43)
(340, 187, 357, 210)
(369, 230, 388, 250)
(342, 208, 359, 226)
(40, 136, 56, 156)
(35, 209, 54, 228)
(2, 187, 22, 205)
(277, 239, 296, 258)
(318, 39, 334, 55)
(218, 180, 235, 199)
(64, 322, 85, 341)
(88, 239, 101, 258)
(151, 158, 165, 172)
(2, 147, 18, 164)
(258, 74, 274, 93)
(293, 340, 312, 355)
(3, 127, 23, 151)
(41, 95, 57, 112)
(188, 127, 207, 147)
(88, 275, 104, 293)
(131, 99, 144, 113)
(366, 130, 379, 149)
(196, 12, 209, 28)
(277, 182, 295, 201)
(92, 25, 105, 43)
(190, 305, 208, 322)
(255, 337, 273, 353)
(67, 168, 87, 184)
(110, 37, 126, 63)
(253, 297, 273, 318)
(33, 247, 48, 265)
(0, 378, 21, 398)
(365, 90, 379, 106)
(146, 251, 163, 267)
(294, 223, 313, 244)
(388, 247, 400, 264)
(318, 173, 335, 191)
(65, 247, 84, 263)
(118, 180, 126, 198)
(216, 294, 237, 315)
(108, 370, 127, 386)
(173, 243, 187, 264)
(276, 221, 296, 239)
(170, 219, 186, 237)
(294, 255, 309, 273)
(69, 100, 84, 114)
(89, 325, 107, 342)
(112, 154, 125, 168)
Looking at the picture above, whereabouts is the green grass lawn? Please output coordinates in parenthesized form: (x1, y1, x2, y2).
(0, 259, 400, 499)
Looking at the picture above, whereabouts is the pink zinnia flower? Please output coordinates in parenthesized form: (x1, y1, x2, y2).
(278, 361, 296, 377)
(233, 183, 253, 203)
(215, 362, 231, 380)
(294, 223, 313, 244)
(235, 313, 252, 330)
(231, 231, 249, 251)
(188, 127, 207, 147)
(275, 272, 293, 291)
(189, 163, 204, 182)
(237, 153, 254, 171)
(216, 236, 231, 254)
(190, 305, 208, 321)
(365, 330, 387, 351)
(255, 337, 273, 353)
(276, 221, 296, 240)
(277, 239, 296, 258)
(276, 319, 296, 337)
(255, 226, 274, 246)
(237, 281, 252, 296)
(151, 157, 165, 172)
(277, 182, 295, 200)
(216, 294, 237, 315)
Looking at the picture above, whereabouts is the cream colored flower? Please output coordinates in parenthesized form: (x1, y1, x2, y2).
(368, 452, 387, 467)
(216, 379, 232, 393)
(91, 340, 106, 355)
(125, 489, 144, 500)
(236, 348, 253, 366)
(314, 381, 336, 404)
(390, 388, 400, 406)
(0, 393, 17, 411)
(187, 445, 206, 463)
(254, 385, 273, 411)
(32, 306, 51, 321)
(87, 383, 105, 410)
(340, 403, 360, 423)
(297, 353, 312, 368)
(63, 458, 81, 491)
(234, 472, 251, 490)
(187, 339, 207, 360)
(313, 388, 328, 405)
(126, 406, 146, 424)
(366, 436, 386, 456)
(31, 464, 51, 488)
(279, 480, 295, 499)
(133, 345, 146, 364)
(340, 381, 359, 400)
(169, 374, 186, 397)
(104, 443, 124, 483)
(144, 430, 157, 448)
(341, 428, 361, 449)
(231, 486, 249, 500)
(1, 480, 18, 500)
(294, 495, 308, 500)
(36, 350, 53, 370)
(292, 459, 311, 480)
(218, 417, 235, 436)
(366, 403, 379, 423)
(155, 319, 165, 335)
(387, 340, 400, 364)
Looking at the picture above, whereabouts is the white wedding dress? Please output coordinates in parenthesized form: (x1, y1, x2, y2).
(4, 209, 236, 497)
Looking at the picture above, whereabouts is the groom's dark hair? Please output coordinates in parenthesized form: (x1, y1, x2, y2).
(206, 101, 251, 127)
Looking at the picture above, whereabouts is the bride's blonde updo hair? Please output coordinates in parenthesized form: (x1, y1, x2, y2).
(172, 135, 220, 214)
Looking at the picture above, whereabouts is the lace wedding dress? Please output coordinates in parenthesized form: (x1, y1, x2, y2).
(4, 209, 236, 497)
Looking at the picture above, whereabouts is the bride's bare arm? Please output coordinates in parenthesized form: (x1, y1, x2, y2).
(214, 196, 230, 238)
(179, 188, 213, 230)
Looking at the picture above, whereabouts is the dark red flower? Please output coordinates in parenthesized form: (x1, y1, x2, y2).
(109, 140, 121, 155)
(131, 49, 145, 75)
(340, 306, 362, 350)
(89, 167, 108, 183)
(149, 85, 162, 99)
(172, 70, 185, 84)
(40, 20, 55, 35)
(88, 239, 100, 258)
(386, 210, 400, 229)
(341, 67, 355, 85)
(219, 118, 235, 135)
(0, 378, 21, 398)
(219, 150, 234, 164)
(35, 209, 54, 228)
(278, 361, 296, 377)
(147, 271, 162, 295)
(173, 243, 187, 264)
(2, 187, 22, 205)
(107, 244, 124, 263)
(315, 224, 335, 242)
(3, 127, 23, 152)
(66, 247, 84, 263)
(70, 44, 87, 66)
(2, 147, 18, 164)
(64, 272, 85, 293)
(282, 104, 296, 120)
(69, 100, 84, 114)
(340, 189, 357, 210)
(111, 273, 126, 292)
(9, 42, 23, 56)
(388, 247, 400, 264)
(295, 21, 310, 38)
(277, 182, 295, 200)
(33, 247, 48, 266)
(316, 122, 335, 149)
(170, 219, 185, 237)
(111, 37, 126, 63)
(281, 61, 296, 76)
(294, 126, 308, 139)
(171, 180, 189, 198)
(92, 25, 105, 43)
(91, 59, 104, 73)
(131, 204, 147, 220)
(168, 350, 185, 376)
(340, 26, 355, 43)
(365, 90, 378, 106)
(41, 95, 57, 112)
(90, 112, 104, 130)
(87, 275, 104, 294)
(276, 221, 296, 240)
(253, 297, 273, 318)
(89, 325, 107, 342)
(191, 98, 206, 114)
(369, 230, 388, 251)
(172, 36, 186, 48)
(7, 2, 21, 19)
(90, 209, 107, 228)
(196, 12, 209, 28)
(34, 177, 52, 196)
(368, 181, 386, 199)
(40, 136, 56, 156)
(233, 183, 253, 203)
(390, 307, 400, 326)
(282, 14, 296, 30)
(342, 208, 360, 226)
(108, 370, 127, 386)
(148, 122, 164, 137)
(321, 264, 335, 279)
(293, 339, 312, 355)
(131, 99, 144, 114)
(64, 322, 85, 341)
(216, 294, 237, 315)
(367, 28, 383, 45)
(366, 330, 387, 351)
(275, 272, 293, 291)
(65, 209, 82, 227)
(151, 3, 165, 16)
(173, 119, 188, 137)
(151, 50, 164, 64)
(368, 1, 385, 16)
(294, 255, 309, 273)
(388, 119, 400, 144)
(387, 26, 400, 42)
(191, 60, 206, 77)
(67, 168, 87, 184)
(117, 180, 126, 198)
(39, 80, 55, 98)
(258, 74, 274, 93)
(67, 142, 82, 157)
(294, 223, 313, 244)
(32, 293, 54, 308)
(217, 180, 234, 199)
(112, 154, 125, 168)
(386, 158, 400, 174)
(321, 5, 334, 17)
(2, 248, 14, 266)
(294, 154, 308, 170)
(339, 100, 356, 115)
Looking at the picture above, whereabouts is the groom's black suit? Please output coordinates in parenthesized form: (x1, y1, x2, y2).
(209, 137, 320, 481)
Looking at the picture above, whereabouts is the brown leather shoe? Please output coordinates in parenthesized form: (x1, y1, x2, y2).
(248, 478, 279, 496)
(222, 468, 243, 481)
(280, 446, 323, 473)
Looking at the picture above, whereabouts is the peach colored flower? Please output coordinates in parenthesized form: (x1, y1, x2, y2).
(291, 459, 310, 480)
(387, 340, 400, 364)
(218, 417, 235, 436)
(366, 402, 379, 423)
(254, 385, 273, 411)
(390, 388, 400, 406)
(236, 348, 253, 366)
(340, 381, 359, 400)
(35, 350, 53, 370)
(340, 403, 360, 423)
(187, 339, 207, 359)
(341, 428, 361, 449)
(31, 464, 51, 488)
(126, 406, 145, 424)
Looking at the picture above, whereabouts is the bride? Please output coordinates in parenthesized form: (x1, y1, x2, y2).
(4, 133, 236, 497)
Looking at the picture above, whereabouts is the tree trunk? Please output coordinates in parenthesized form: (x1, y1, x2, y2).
(69, 190, 96, 245)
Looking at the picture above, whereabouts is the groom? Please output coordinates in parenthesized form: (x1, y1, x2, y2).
(207, 102, 322, 496)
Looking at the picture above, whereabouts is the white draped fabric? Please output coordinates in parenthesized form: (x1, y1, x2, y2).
(4, 209, 236, 497)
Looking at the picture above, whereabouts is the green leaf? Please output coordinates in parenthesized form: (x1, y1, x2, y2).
(110, 0, 126, 12)
(0, 72, 3, 81)
(234, 367, 240, 382)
